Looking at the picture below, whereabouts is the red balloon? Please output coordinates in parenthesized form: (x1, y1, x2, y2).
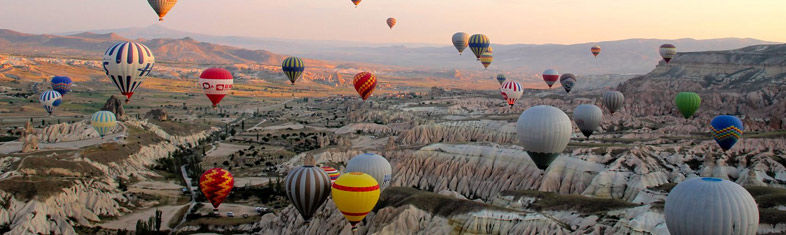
(199, 68, 233, 108)
(199, 168, 234, 209)
(353, 72, 377, 100)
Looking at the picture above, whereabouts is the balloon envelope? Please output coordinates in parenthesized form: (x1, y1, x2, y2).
(353, 72, 377, 100)
(285, 165, 331, 222)
(147, 0, 177, 21)
(516, 105, 572, 170)
(331, 172, 380, 232)
(199, 68, 233, 108)
(602, 91, 625, 114)
(500, 80, 523, 107)
(91, 111, 117, 137)
(321, 166, 341, 184)
(574, 104, 602, 138)
(39, 90, 62, 115)
(386, 18, 396, 29)
(51, 76, 72, 95)
(675, 92, 701, 118)
(665, 177, 758, 235)
(710, 115, 743, 151)
(102, 41, 155, 102)
(479, 51, 493, 69)
(660, 44, 677, 63)
(452, 32, 469, 54)
(199, 168, 234, 209)
(468, 34, 490, 59)
(282, 57, 305, 85)
(345, 153, 392, 189)
(559, 73, 576, 93)
(496, 74, 506, 85)
(542, 69, 559, 88)
(591, 46, 601, 57)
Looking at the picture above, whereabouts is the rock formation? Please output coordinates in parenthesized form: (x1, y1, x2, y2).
(101, 95, 124, 120)
(21, 120, 38, 153)
(144, 109, 168, 121)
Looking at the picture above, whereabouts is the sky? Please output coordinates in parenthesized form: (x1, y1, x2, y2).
(0, 0, 784, 45)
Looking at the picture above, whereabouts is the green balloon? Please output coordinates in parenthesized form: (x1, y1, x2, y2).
(675, 92, 701, 118)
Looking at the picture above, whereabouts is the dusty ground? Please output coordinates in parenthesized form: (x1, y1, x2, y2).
(100, 204, 188, 231)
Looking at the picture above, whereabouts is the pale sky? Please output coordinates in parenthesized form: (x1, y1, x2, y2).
(0, 0, 784, 45)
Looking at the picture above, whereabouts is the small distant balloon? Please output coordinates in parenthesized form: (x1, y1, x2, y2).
(675, 92, 701, 119)
(480, 51, 493, 69)
(351, 0, 361, 7)
(199, 168, 234, 209)
(386, 18, 396, 29)
(499, 80, 523, 107)
(468, 34, 490, 60)
(542, 69, 559, 88)
(574, 104, 602, 138)
(496, 74, 506, 85)
(199, 68, 233, 108)
(282, 57, 305, 85)
(559, 73, 576, 93)
(452, 32, 469, 55)
(602, 91, 625, 114)
(353, 72, 377, 100)
(39, 90, 62, 115)
(50, 76, 72, 95)
(710, 115, 743, 151)
(591, 45, 601, 57)
(91, 111, 117, 138)
(660, 44, 677, 63)
(147, 0, 178, 21)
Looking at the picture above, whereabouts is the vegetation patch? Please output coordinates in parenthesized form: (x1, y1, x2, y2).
(81, 126, 163, 164)
(376, 187, 513, 218)
(501, 190, 638, 214)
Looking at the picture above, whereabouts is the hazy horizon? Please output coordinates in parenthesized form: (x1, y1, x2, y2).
(1, 0, 784, 45)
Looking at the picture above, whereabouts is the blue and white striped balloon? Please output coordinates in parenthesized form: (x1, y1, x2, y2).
(39, 90, 62, 115)
(102, 41, 155, 102)
(91, 111, 117, 138)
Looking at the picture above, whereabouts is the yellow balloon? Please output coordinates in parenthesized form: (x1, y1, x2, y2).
(331, 172, 380, 232)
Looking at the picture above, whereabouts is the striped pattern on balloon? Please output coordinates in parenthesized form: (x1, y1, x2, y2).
(320, 166, 341, 184)
(199, 68, 233, 108)
(147, 0, 178, 21)
(386, 18, 396, 29)
(39, 90, 62, 115)
(282, 57, 305, 85)
(710, 115, 743, 151)
(285, 165, 331, 222)
(51, 76, 72, 95)
(660, 44, 677, 63)
(199, 168, 234, 209)
(480, 51, 493, 69)
(91, 111, 117, 138)
(542, 69, 559, 88)
(496, 74, 506, 85)
(353, 72, 377, 100)
(602, 91, 625, 114)
(591, 45, 601, 57)
(331, 172, 380, 232)
(102, 41, 155, 102)
(499, 80, 523, 107)
(452, 32, 469, 55)
(468, 34, 490, 60)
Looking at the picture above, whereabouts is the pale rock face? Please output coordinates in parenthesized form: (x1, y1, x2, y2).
(334, 123, 397, 136)
(397, 121, 516, 146)
(38, 120, 99, 143)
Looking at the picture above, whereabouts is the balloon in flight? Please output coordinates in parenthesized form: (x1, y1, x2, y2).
(542, 69, 559, 88)
(451, 32, 469, 55)
(516, 105, 572, 170)
(660, 44, 677, 63)
(675, 92, 701, 119)
(496, 74, 506, 85)
(102, 41, 155, 103)
(345, 153, 393, 189)
(50, 76, 72, 95)
(282, 57, 305, 85)
(91, 111, 117, 138)
(199, 168, 234, 209)
(665, 177, 758, 235)
(39, 90, 62, 115)
(332, 172, 380, 232)
(710, 115, 743, 151)
(321, 166, 341, 185)
(559, 73, 576, 93)
(199, 68, 233, 108)
(479, 51, 493, 69)
(285, 160, 331, 223)
(573, 104, 602, 138)
(351, 0, 362, 7)
(602, 91, 625, 114)
(591, 45, 601, 57)
(386, 18, 396, 29)
(147, 0, 177, 21)
(499, 80, 523, 107)
(353, 72, 377, 100)
(468, 34, 490, 60)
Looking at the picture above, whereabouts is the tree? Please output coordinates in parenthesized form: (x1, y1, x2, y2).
(154, 209, 162, 231)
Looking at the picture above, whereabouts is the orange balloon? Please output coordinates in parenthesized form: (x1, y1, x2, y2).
(199, 168, 234, 209)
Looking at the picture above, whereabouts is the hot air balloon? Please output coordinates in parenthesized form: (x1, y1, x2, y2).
(496, 74, 506, 85)
(321, 166, 341, 185)
(102, 41, 155, 103)
(665, 177, 758, 235)
(285, 158, 331, 223)
(479, 51, 493, 69)
(281, 57, 304, 85)
(199, 168, 234, 210)
(386, 18, 396, 29)
(39, 90, 62, 115)
(574, 104, 602, 138)
(91, 111, 117, 138)
(542, 69, 559, 88)
(148, 0, 177, 21)
(516, 105, 572, 170)
(351, 0, 361, 7)
(675, 92, 701, 119)
(660, 44, 677, 63)
(710, 115, 743, 151)
(331, 172, 380, 232)
(500, 80, 523, 107)
(353, 72, 377, 100)
(602, 91, 625, 114)
(590, 45, 601, 57)
(468, 34, 490, 60)
(199, 68, 233, 108)
(559, 73, 576, 93)
(51, 76, 72, 95)
(345, 153, 392, 189)
(486, 45, 493, 54)
(452, 32, 469, 55)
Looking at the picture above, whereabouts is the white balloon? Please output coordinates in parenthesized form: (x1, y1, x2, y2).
(665, 177, 759, 235)
(573, 104, 602, 138)
(102, 41, 155, 102)
(345, 153, 393, 189)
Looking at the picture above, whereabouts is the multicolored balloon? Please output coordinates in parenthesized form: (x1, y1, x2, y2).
(386, 18, 396, 29)
(675, 92, 701, 119)
(559, 73, 576, 93)
(710, 115, 743, 151)
(147, 0, 178, 21)
(331, 172, 380, 232)
(516, 105, 572, 170)
(602, 91, 625, 114)
(660, 44, 677, 63)
(591, 45, 601, 57)
(199, 68, 233, 108)
(479, 51, 493, 69)
(496, 74, 506, 85)
(102, 41, 155, 103)
(351, 0, 361, 7)
(353, 72, 377, 100)
(542, 69, 559, 88)
(468, 34, 490, 60)
(285, 162, 331, 222)
(91, 111, 117, 138)
(345, 153, 392, 189)
(452, 32, 469, 55)
(199, 168, 234, 209)
(50, 76, 72, 95)
(321, 166, 341, 185)
(499, 80, 523, 107)
(39, 90, 62, 115)
(574, 104, 602, 138)
(281, 57, 305, 85)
